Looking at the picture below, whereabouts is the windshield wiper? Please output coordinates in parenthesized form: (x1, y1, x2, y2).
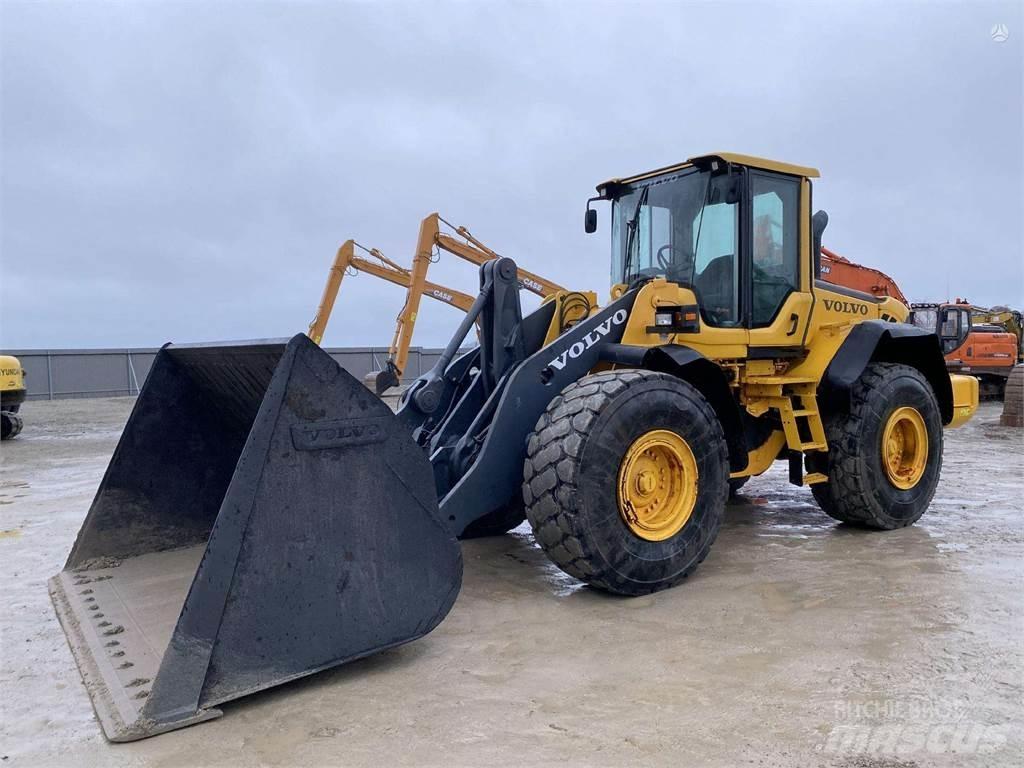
(621, 186, 649, 284)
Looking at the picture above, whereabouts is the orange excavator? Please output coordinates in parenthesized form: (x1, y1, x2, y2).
(908, 300, 1018, 397)
(818, 247, 1017, 397)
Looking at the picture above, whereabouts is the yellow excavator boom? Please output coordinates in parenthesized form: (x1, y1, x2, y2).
(310, 217, 566, 394)
(378, 213, 566, 389)
(307, 240, 475, 346)
(431, 214, 565, 297)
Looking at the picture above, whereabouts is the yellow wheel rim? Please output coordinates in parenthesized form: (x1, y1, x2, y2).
(616, 429, 699, 541)
(881, 406, 929, 490)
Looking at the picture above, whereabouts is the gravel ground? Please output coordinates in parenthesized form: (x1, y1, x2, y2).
(1, 397, 1021, 767)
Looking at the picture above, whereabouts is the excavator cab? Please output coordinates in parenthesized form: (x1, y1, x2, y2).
(911, 302, 972, 356)
(938, 304, 972, 355)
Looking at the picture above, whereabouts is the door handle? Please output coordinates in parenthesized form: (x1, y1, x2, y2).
(786, 313, 799, 336)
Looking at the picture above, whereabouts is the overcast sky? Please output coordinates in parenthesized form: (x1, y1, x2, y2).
(1, 0, 1021, 349)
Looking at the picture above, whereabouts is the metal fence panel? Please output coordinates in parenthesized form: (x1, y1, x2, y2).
(51, 352, 129, 398)
(5, 346, 467, 400)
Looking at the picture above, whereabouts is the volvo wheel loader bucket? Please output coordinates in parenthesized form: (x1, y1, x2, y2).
(49, 334, 462, 741)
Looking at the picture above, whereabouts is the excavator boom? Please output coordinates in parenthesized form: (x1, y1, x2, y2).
(307, 240, 475, 346)
(305, 220, 566, 396)
(373, 213, 567, 393)
(433, 218, 565, 297)
(819, 246, 909, 305)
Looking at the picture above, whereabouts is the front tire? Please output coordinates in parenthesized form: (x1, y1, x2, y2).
(810, 363, 943, 529)
(523, 370, 728, 596)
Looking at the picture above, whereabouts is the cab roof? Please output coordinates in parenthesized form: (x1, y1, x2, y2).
(596, 152, 820, 195)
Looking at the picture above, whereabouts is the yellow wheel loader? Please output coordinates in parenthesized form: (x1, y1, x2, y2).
(1, 354, 26, 439)
(51, 153, 978, 741)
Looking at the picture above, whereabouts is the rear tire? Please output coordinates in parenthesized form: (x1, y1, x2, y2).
(810, 363, 942, 529)
(523, 370, 728, 596)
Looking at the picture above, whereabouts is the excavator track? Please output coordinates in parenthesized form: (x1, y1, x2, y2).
(1, 410, 23, 440)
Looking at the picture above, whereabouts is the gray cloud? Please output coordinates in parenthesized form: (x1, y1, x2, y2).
(2, 0, 1021, 348)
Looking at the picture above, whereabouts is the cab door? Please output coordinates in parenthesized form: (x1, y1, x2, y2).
(939, 306, 970, 357)
(746, 170, 813, 355)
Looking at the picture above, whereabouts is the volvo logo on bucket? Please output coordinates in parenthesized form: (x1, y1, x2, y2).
(291, 416, 391, 450)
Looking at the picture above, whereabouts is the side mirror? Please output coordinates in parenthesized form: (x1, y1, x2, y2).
(584, 208, 598, 234)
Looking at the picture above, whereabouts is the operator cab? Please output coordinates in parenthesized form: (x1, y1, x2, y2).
(910, 303, 971, 355)
(588, 153, 816, 331)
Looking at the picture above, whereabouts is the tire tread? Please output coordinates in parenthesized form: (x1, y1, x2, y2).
(812, 362, 941, 529)
(523, 370, 726, 594)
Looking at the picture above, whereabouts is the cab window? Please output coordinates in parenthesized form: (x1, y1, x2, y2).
(635, 204, 672, 269)
(939, 309, 959, 339)
(692, 198, 739, 326)
(609, 170, 741, 328)
(750, 173, 800, 326)
(911, 308, 938, 333)
(939, 307, 969, 353)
